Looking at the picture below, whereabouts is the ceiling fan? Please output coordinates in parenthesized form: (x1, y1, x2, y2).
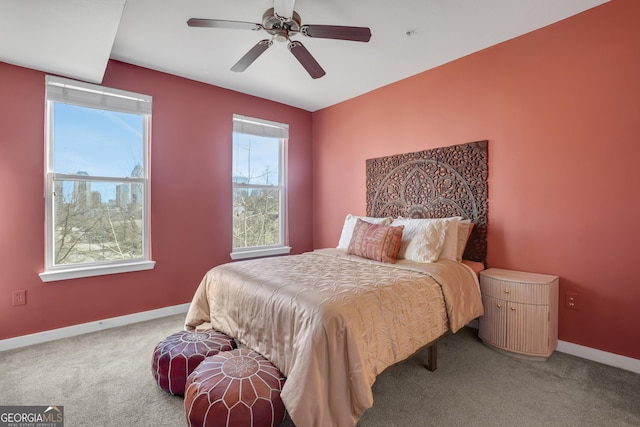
(187, 0, 371, 79)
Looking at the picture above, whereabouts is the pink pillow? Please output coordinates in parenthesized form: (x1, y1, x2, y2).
(347, 218, 404, 263)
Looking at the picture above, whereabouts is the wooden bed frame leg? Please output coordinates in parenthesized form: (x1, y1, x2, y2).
(426, 342, 437, 372)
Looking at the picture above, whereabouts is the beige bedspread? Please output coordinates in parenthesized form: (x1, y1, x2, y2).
(184, 249, 484, 427)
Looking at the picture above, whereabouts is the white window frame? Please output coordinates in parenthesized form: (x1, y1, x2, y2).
(231, 114, 290, 260)
(39, 76, 155, 282)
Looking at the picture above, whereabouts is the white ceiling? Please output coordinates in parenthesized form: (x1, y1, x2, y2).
(0, 0, 609, 112)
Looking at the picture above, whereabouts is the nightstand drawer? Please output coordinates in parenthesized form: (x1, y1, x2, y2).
(479, 275, 550, 304)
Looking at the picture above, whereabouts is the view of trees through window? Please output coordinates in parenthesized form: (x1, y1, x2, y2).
(53, 178, 144, 265)
(48, 93, 149, 267)
(232, 132, 282, 249)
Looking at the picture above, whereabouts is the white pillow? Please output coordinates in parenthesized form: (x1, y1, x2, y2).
(389, 217, 438, 259)
(336, 214, 392, 249)
(438, 217, 462, 261)
(404, 220, 447, 262)
(391, 216, 462, 262)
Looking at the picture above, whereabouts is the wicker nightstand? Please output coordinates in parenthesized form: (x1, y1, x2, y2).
(478, 268, 559, 360)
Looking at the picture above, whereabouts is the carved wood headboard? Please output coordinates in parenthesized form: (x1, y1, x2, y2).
(366, 141, 488, 263)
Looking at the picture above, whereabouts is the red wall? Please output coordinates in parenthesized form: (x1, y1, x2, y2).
(312, 0, 640, 359)
(0, 60, 313, 339)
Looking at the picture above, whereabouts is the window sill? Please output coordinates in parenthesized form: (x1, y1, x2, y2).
(230, 246, 291, 261)
(39, 260, 156, 282)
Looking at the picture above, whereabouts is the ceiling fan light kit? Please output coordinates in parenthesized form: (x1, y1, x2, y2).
(187, 0, 371, 79)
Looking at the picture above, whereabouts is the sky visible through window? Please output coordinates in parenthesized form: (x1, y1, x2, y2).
(53, 104, 280, 201)
(233, 133, 280, 185)
(53, 103, 143, 201)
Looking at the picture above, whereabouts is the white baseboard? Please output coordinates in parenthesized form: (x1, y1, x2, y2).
(0, 303, 190, 352)
(466, 320, 639, 374)
(557, 340, 640, 374)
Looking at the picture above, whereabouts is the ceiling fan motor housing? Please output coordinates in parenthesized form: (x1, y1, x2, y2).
(263, 7, 301, 42)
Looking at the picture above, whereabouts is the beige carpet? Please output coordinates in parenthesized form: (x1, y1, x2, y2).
(1, 314, 638, 426)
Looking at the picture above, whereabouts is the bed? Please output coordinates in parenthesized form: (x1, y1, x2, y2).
(185, 141, 488, 427)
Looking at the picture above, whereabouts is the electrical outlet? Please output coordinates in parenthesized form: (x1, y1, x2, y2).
(12, 290, 26, 306)
(565, 292, 578, 310)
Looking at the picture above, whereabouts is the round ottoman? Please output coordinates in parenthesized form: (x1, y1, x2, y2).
(152, 329, 236, 396)
(184, 348, 286, 427)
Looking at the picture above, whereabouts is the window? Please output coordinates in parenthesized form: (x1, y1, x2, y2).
(40, 76, 154, 282)
(231, 114, 290, 260)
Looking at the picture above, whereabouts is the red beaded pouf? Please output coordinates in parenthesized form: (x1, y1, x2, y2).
(184, 348, 286, 427)
(152, 329, 236, 396)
